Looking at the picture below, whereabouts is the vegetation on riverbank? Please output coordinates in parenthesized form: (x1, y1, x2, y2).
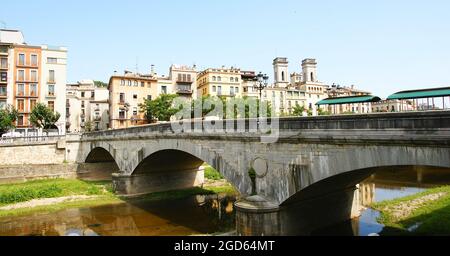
(0, 179, 111, 206)
(372, 185, 450, 235)
(203, 164, 224, 180)
(0, 167, 237, 218)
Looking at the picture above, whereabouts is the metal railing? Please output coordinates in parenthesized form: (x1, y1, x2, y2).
(0, 135, 64, 145)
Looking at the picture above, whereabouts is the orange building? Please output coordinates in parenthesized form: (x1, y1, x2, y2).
(13, 45, 42, 128)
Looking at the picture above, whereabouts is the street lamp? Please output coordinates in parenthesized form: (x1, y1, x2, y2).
(253, 72, 269, 101)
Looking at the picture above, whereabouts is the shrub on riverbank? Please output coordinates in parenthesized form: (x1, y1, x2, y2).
(372, 185, 450, 235)
(204, 165, 224, 180)
(0, 179, 108, 206)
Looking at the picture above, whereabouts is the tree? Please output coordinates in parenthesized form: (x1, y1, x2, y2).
(292, 104, 306, 116)
(94, 80, 108, 88)
(29, 103, 61, 133)
(139, 94, 180, 122)
(0, 105, 18, 135)
(84, 121, 93, 132)
(318, 107, 331, 116)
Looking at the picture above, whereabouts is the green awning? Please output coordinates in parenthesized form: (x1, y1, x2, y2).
(316, 95, 381, 105)
(387, 87, 450, 100)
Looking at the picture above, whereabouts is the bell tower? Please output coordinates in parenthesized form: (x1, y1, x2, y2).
(273, 57, 289, 88)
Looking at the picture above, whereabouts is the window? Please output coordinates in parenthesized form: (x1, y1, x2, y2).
(119, 110, 125, 119)
(235, 87, 239, 93)
(120, 80, 125, 86)
(127, 80, 131, 86)
(212, 86, 216, 92)
(133, 81, 138, 87)
(31, 54, 38, 66)
(30, 99, 37, 110)
(310, 72, 314, 82)
(48, 84, 55, 96)
(282, 71, 285, 81)
(133, 94, 138, 99)
(141, 82, 145, 87)
(217, 86, 222, 95)
(0, 100, 6, 108)
(119, 93, 125, 103)
(48, 101, 55, 112)
(48, 70, 55, 83)
(81, 92, 85, 98)
(17, 99, 24, 111)
(0, 86, 6, 96)
(178, 74, 182, 81)
(161, 86, 167, 94)
(47, 57, 57, 64)
(187, 74, 191, 82)
(230, 87, 234, 95)
(30, 84, 37, 96)
(0, 58, 7, 69)
(217, 76, 222, 82)
(0, 71, 6, 82)
(230, 77, 234, 82)
(18, 70, 25, 81)
(17, 84, 25, 96)
(30, 70, 37, 82)
(18, 54, 25, 65)
(182, 74, 187, 81)
(91, 91, 95, 98)
(212, 76, 216, 81)
(133, 107, 137, 116)
(147, 95, 152, 100)
(17, 115, 24, 126)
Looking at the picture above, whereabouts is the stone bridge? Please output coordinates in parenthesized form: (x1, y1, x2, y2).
(65, 111, 450, 235)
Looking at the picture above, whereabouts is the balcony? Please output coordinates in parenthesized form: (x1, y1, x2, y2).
(176, 88, 193, 95)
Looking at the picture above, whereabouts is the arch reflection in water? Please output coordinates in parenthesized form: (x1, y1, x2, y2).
(0, 194, 238, 236)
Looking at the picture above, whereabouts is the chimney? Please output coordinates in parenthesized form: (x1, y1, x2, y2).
(151, 64, 155, 76)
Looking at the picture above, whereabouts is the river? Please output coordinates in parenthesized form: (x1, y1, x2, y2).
(0, 166, 449, 236)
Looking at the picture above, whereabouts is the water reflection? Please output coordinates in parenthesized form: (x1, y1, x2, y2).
(0, 194, 237, 236)
(314, 166, 450, 236)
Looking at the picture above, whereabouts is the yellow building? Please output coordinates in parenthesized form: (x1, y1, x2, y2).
(108, 71, 157, 129)
(197, 67, 242, 98)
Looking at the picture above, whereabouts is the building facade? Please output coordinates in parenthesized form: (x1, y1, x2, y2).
(0, 29, 67, 135)
(66, 80, 109, 133)
(197, 67, 242, 98)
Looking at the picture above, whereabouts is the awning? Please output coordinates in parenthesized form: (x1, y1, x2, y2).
(387, 87, 450, 100)
(316, 95, 381, 105)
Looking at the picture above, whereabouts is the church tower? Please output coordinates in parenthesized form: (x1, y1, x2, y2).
(273, 57, 289, 88)
(301, 58, 318, 83)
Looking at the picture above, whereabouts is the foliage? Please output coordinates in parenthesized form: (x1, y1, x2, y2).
(139, 94, 180, 122)
(372, 185, 450, 235)
(0, 105, 18, 135)
(292, 104, 306, 116)
(94, 80, 108, 88)
(318, 108, 331, 116)
(0, 179, 107, 206)
(84, 121, 93, 132)
(204, 164, 224, 180)
(29, 103, 61, 131)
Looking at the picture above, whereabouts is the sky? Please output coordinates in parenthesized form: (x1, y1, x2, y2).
(1, 0, 450, 98)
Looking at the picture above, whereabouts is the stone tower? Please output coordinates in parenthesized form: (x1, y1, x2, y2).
(301, 58, 318, 83)
(273, 57, 289, 88)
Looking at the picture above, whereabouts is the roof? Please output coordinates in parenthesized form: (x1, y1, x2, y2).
(316, 95, 381, 105)
(387, 87, 450, 100)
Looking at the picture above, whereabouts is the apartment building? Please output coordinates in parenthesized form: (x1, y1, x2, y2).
(0, 29, 67, 135)
(197, 67, 242, 98)
(108, 71, 158, 129)
(66, 80, 109, 133)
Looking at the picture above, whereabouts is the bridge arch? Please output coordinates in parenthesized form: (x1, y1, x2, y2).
(125, 140, 251, 196)
(281, 145, 450, 206)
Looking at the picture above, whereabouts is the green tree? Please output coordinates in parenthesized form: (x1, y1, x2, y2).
(0, 105, 18, 135)
(292, 104, 306, 116)
(139, 94, 180, 122)
(84, 121, 93, 132)
(29, 103, 61, 133)
(318, 107, 331, 116)
(94, 80, 108, 88)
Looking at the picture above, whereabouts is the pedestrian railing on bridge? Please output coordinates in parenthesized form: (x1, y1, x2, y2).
(0, 135, 65, 145)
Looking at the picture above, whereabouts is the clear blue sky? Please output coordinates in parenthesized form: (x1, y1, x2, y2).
(2, 0, 450, 97)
